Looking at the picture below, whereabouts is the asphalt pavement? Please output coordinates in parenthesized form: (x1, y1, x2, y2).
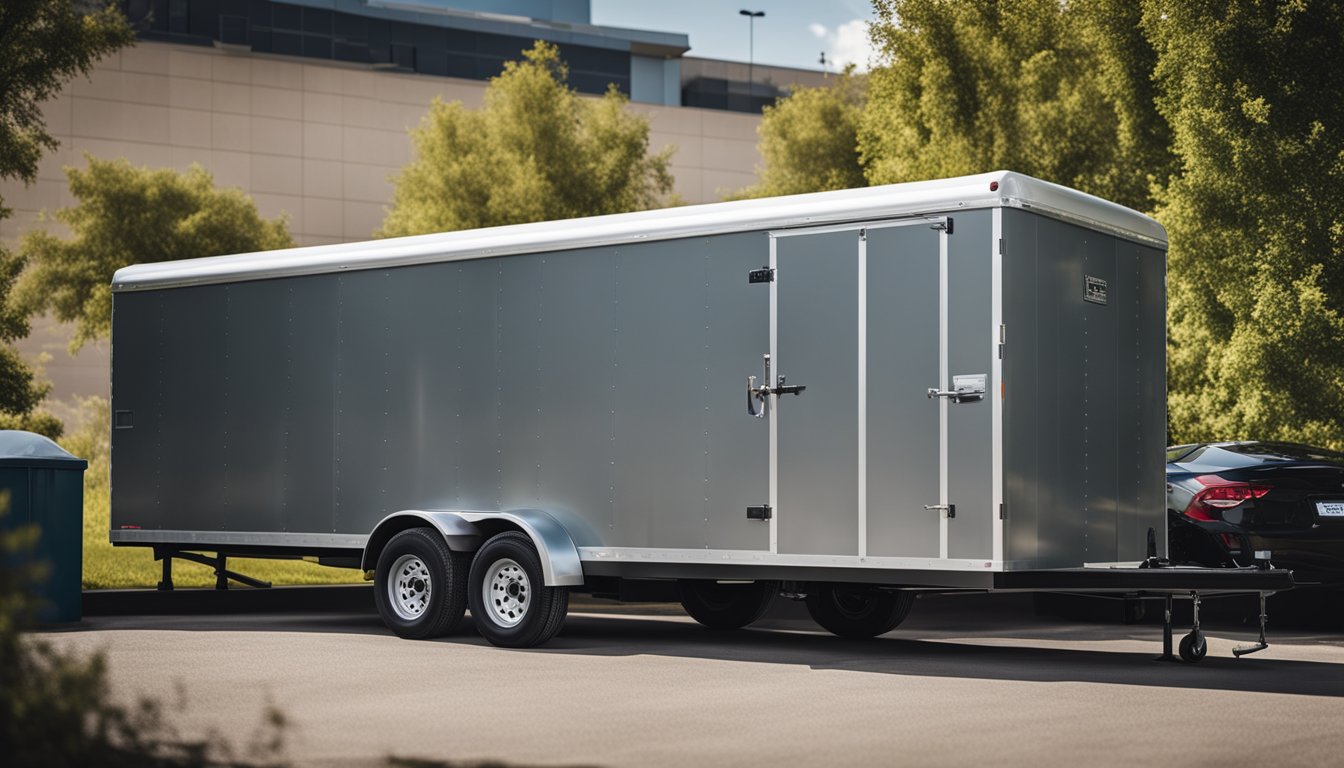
(40, 589, 1344, 767)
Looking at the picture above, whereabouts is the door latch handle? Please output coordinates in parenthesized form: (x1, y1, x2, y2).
(747, 354, 773, 418)
(923, 503, 956, 519)
(929, 375, 987, 403)
(747, 375, 769, 418)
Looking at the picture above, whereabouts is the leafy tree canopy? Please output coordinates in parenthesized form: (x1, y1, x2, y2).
(378, 41, 675, 237)
(1154, 0, 1344, 447)
(0, 0, 131, 436)
(15, 157, 294, 351)
(856, 0, 1172, 213)
(0, 0, 132, 216)
(731, 68, 867, 200)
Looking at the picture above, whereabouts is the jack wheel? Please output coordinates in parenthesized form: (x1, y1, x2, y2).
(1179, 630, 1208, 663)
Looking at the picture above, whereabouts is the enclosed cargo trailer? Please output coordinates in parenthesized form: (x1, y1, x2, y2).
(109, 171, 1290, 658)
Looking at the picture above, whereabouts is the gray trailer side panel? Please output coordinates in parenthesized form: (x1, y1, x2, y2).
(1001, 209, 1166, 568)
(112, 232, 771, 553)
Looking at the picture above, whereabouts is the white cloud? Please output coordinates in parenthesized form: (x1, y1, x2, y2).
(827, 19, 873, 72)
(808, 19, 874, 72)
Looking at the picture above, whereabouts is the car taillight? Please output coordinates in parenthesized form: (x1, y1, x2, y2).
(1183, 475, 1272, 521)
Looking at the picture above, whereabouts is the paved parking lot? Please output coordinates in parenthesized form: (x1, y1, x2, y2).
(42, 591, 1344, 767)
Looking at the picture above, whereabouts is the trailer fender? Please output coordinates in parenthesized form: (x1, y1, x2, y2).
(361, 509, 584, 587)
(457, 510, 584, 587)
(362, 511, 484, 573)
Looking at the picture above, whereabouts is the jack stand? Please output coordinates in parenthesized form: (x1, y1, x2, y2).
(156, 547, 174, 591)
(154, 550, 273, 590)
(1233, 592, 1271, 657)
(1157, 593, 1176, 661)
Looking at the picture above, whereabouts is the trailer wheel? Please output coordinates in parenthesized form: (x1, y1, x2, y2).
(805, 584, 914, 639)
(1179, 630, 1208, 663)
(677, 580, 777, 630)
(374, 527, 469, 639)
(468, 531, 569, 648)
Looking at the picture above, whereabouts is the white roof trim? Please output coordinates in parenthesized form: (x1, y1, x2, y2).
(112, 171, 1166, 292)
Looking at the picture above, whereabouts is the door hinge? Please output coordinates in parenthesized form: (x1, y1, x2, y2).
(998, 237, 1003, 254)
(931, 217, 954, 234)
(747, 505, 772, 520)
(999, 502, 1006, 520)
(748, 267, 774, 284)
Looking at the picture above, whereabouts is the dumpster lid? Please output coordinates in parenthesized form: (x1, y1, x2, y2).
(0, 431, 88, 469)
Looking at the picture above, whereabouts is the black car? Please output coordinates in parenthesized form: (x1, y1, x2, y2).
(1167, 441, 1344, 585)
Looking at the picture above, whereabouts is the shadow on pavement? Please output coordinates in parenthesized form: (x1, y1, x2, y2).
(531, 611, 1344, 699)
(66, 589, 1344, 699)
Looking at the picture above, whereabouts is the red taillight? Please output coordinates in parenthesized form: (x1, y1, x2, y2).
(1183, 475, 1272, 520)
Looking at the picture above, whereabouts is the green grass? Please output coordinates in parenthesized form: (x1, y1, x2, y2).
(70, 399, 364, 590)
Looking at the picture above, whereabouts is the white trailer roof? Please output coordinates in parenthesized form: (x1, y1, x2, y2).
(112, 171, 1166, 292)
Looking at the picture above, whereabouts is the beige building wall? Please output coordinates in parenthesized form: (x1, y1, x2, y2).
(0, 40, 765, 426)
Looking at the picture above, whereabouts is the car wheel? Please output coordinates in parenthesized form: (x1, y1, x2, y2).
(468, 531, 569, 648)
(805, 584, 914, 639)
(374, 527, 469, 639)
(677, 579, 777, 629)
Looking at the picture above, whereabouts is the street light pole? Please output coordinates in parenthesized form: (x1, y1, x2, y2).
(739, 9, 764, 109)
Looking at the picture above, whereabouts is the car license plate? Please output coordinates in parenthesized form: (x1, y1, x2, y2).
(1315, 501, 1344, 518)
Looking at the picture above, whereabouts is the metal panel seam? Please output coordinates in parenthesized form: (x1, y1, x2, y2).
(939, 229, 949, 559)
(768, 234, 779, 554)
(857, 230, 868, 558)
(991, 207, 1004, 565)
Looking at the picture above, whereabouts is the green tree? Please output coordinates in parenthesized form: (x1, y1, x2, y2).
(0, 0, 133, 217)
(732, 68, 867, 199)
(15, 157, 294, 350)
(0, 0, 132, 436)
(859, 0, 1171, 213)
(379, 41, 675, 237)
(1153, 0, 1344, 447)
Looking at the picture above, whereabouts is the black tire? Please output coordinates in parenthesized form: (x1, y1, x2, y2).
(1179, 630, 1208, 663)
(468, 531, 569, 648)
(805, 584, 914, 639)
(677, 580, 777, 630)
(374, 527, 469, 639)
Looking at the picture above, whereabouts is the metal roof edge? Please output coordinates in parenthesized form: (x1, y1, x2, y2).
(112, 171, 1166, 292)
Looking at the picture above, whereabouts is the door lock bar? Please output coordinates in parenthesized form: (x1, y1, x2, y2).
(747, 354, 807, 418)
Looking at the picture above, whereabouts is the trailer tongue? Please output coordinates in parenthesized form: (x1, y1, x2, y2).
(109, 171, 1293, 661)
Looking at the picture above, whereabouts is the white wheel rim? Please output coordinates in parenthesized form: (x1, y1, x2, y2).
(483, 558, 530, 628)
(389, 554, 432, 621)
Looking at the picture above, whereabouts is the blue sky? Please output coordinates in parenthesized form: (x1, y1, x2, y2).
(591, 1, 878, 72)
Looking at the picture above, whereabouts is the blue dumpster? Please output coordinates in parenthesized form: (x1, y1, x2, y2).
(0, 430, 88, 622)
